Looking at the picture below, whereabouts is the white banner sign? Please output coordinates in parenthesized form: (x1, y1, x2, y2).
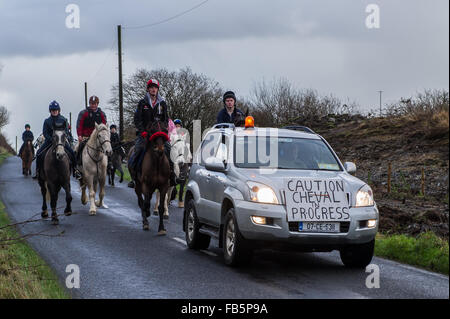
(284, 178, 350, 222)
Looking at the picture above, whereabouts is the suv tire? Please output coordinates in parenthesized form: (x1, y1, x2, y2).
(223, 208, 253, 266)
(339, 239, 375, 268)
(185, 199, 210, 250)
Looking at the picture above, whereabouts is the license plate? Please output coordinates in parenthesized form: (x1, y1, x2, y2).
(299, 222, 340, 233)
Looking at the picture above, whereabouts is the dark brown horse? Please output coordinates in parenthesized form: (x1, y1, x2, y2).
(38, 130, 73, 225)
(129, 121, 170, 233)
(21, 140, 33, 176)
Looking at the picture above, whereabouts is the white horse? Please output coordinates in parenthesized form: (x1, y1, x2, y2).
(154, 132, 192, 217)
(79, 123, 112, 215)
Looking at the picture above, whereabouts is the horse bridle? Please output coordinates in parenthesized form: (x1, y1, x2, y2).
(87, 127, 111, 154)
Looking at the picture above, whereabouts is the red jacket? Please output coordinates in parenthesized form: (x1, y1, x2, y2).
(76, 107, 107, 137)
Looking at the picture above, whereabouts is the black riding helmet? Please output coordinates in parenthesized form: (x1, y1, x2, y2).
(25, 124, 30, 129)
(223, 91, 236, 105)
(110, 124, 117, 130)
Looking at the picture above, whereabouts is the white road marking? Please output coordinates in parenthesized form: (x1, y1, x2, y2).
(200, 249, 218, 257)
(172, 237, 187, 246)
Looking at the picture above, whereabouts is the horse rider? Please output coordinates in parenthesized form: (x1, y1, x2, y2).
(110, 124, 126, 158)
(18, 124, 35, 158)
(127, 78, 177, 188)
(75, 95, 107, 175)
(33, 101, 78, 179)
(216, 91, 245, 124)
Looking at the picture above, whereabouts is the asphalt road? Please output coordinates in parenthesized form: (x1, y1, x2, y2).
(0, 156, 448, 299)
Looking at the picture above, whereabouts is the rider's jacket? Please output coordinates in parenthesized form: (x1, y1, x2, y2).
(22, 130, 34, 142)
(216, 107, 244, 124)
(111, 132, 120, 148)
(76, 107, 107, 138)
(134, 93, 169, 134)
(42, 114, 70, 142)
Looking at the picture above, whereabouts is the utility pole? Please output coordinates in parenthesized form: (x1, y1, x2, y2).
(378, 90, 383, 117)
(69, 112, 72, 131)
(117, 25, 124, 142)
(84, 82, 88, 108)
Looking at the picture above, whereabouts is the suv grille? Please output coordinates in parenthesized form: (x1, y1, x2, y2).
(289, 221, 351, 233)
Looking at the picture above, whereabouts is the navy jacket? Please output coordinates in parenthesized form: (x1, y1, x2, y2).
(22, 130, 34, 142)
(216, 107, 244, 124)
(134, 93, 169, 134)
(42, 114, 70, 143)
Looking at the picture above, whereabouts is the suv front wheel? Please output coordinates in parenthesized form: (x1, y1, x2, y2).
(185, 199, 211, 250)
(223, 208, 253, 266)
(339, 239, 375, 268)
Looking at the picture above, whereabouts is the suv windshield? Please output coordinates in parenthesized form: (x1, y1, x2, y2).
(234, 136, 341, 171)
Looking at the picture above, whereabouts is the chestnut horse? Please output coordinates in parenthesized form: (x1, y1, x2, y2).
(129, 121, 170, 234)
(21, 140, 33, 176)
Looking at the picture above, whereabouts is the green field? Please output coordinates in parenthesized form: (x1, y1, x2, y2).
(375, 232, 449, 275)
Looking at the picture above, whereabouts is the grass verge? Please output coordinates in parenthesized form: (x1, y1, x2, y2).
(375, 232, 449, 275)
(0, 150, 70, 298)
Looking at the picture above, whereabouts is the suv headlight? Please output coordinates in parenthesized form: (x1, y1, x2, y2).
(247, 181, 279, 204)
(355, 184, 374, 207)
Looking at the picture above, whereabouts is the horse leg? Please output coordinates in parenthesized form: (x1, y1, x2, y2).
(178, 181, 185, 208)
(49, 184, 60, 225)
(80, 182, 88, 205)
(86, 176, 97, 215)
(63, 181, 72, 216)
(95, 176, 106, 207)
(118, 165, 124, 183)
(158, 186, 168, 235)
(39, 180, 48, 218)
(141, 185, 151, 231)
(164, 186, 172, 219)
(134, 180, 144, 210)
(111, 167, 115, 187)
(153, 189, 160, 215)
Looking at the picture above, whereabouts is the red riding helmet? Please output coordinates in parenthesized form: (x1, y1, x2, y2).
(147, 79, 160, 89)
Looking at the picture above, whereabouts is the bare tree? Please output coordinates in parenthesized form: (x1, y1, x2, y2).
(248, 78, 358, 127)
(108, 67, 223, 141)
(0, 105, 10, 130)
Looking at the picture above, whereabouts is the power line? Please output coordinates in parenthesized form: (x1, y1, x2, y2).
(88, 38, 117, 82)
(123, 0, 211, 30)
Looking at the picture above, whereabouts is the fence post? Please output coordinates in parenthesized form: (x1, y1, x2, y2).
(15, 136, 17, 154)
(387, 162, 392, 193)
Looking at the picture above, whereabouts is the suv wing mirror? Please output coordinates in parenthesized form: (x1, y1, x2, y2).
(205, 157, 226, 172)
(344, 162, 356, 174)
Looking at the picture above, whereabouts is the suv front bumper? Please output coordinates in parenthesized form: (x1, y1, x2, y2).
(234, 200, 378, 247)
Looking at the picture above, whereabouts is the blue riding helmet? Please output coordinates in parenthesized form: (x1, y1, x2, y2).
(49, 100, 60, 112)
(174, 119, 182, 126)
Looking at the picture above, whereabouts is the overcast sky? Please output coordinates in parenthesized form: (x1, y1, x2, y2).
(0, 0, 448, 143)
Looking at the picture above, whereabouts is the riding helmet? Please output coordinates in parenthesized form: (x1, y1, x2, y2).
(25, 124, 30, 129)
(89, 95, 99, 104)
(173, 119, 182, 126)
(223, 91, 236, 104)
(110, 124, 117, 130)
(147, 79, 160, 89)
(49, 100, 60, 112)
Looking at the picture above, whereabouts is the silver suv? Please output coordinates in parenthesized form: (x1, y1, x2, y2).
(183, 122, 378, 267)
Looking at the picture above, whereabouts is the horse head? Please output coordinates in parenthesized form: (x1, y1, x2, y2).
(94, 123, 113, 157)
(52, 130, 67, 161)
(170, 133, 192, 181)
(147, 120, 169, 156)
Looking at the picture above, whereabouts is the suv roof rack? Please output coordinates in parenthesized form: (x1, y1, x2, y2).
(213, 123, 235, 129)
(282, 126, 316, 134)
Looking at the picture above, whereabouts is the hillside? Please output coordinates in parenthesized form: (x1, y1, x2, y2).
(310, 112, 449, 239)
